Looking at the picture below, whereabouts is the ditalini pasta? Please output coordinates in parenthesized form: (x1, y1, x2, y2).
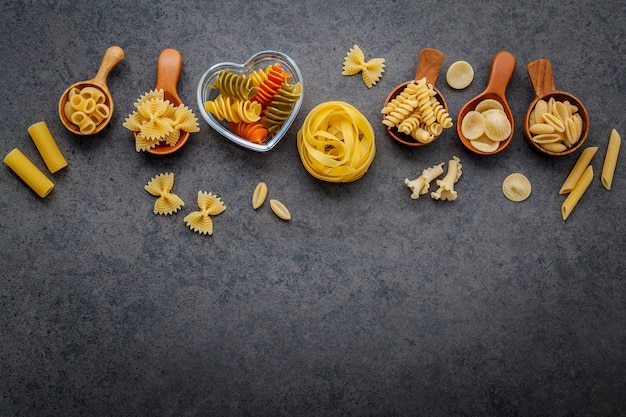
(559, 146, 598, 194)
(601, 129, 621, 190)
(561, 165, 593, 220)
(27, 121, 67, 173)
(4, 148, 54, 198)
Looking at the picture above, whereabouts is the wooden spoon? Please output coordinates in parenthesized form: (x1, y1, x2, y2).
(58, 46, 125, 135)
(382, 48, 448, 147)
(139, 48, 189, 155)
(524, 59, 589, 156)
(457, 50, 516, 155)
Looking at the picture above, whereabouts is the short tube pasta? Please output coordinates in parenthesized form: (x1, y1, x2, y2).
(4, 148, 54, 198)
(601, 129, 621, 190)
(27, 121, 67, 173)
(561, 165, 593, 220)
(559, 146, 597, 194)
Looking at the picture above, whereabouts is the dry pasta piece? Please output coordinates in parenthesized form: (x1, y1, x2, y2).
(4, 148, 54, 198)
(184, 191, 226, 235)
(404, 162, 444, 199)
(27, 121, 67, 173)
(212, 70, 259, 100)
(528, 97, 584, 152)
(559, 146, 598, 194)
(204, 94, 261, 123)
(601, 129, 621, 190)
(144, 173, 185, 215)
(261, 81, 303, 133)
(446, 61, 474, 89)
(342, 45, 385, 88)
(431, 156, 462, 201)
(561, 165, 593, 220)
(470, 135, 499, 153)
(460, 111, 485, 140)
(229, 121, 269, 144)
(502, 173, 532, 202)
(463, 99, 511, 152)
(251, 64, 292, 106)
(252, 182, 268, 209)
(269, 199, 291, 220)
(297, 101, 375, 183)
(64, 85, 111, 134)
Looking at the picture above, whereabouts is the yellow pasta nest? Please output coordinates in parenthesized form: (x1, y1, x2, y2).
(342, 45, 385, 88)
(527, 97, 583, 153)
(123, 89, 200, 152)
(144, 172, 185, 215)
(184, 191, 227, 235)
(297, 101, 376, 183)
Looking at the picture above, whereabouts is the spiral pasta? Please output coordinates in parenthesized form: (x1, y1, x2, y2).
(261, 81, 303, 133)
(251, 64, 292, 107)
(212, 70, 259, 100)
(204, 94, 262, 123)
(229, 121, 269, 144)
(297, 101, 376, 183)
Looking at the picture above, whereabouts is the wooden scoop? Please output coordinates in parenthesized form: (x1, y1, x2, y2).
(457, 50, 516, 155)
(142, 48, 189, 155)
(524, 59, 589, 156)
(382, 48, 448, 147)
(58, 46, 125, 135)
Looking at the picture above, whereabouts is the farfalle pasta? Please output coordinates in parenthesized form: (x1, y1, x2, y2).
(382, 78, 451, 143)
(144, 172, 185, 215)
(203, 64, 303, 145)
(297, 101, 375, 183)
(123, 89, 200, 152)
(184, 191, 227, 235)
(342, 45, 385, 88)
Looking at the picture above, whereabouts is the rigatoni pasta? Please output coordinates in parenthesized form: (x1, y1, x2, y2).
(27, 121, 67, 173)
(601, 129, 621, 190)
(4, 148, 54, 198)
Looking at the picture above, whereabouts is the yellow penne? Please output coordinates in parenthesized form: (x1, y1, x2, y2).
(4, 148, 54, 198)
(601, 129, 621, 190)
(27, 121, 67, 173)
(561, 165, 593, 220)
(559, 146, 598, 194)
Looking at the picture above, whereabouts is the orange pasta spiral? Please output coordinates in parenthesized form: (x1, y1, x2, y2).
(251, 64, 292, 107)
(229, 121, 269, 144)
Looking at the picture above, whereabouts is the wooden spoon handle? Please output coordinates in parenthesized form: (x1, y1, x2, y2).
(155, 48, 183, 103)
(484, 50, 516, 97)
(414, 48, 444, 84)
(527, 59, 556, 97)
(91, 46, 125, 88)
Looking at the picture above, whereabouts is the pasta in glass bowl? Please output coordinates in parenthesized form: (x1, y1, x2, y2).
(197, 51, 304, 152)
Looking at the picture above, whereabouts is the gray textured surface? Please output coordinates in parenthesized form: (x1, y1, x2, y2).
(1, 1, 625, 416)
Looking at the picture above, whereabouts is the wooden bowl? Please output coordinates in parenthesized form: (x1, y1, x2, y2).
(382, 48, 448, 147)
(58, 46, 124, 135)
(457, 51, 516, 155)
(524, 59, 589, 156)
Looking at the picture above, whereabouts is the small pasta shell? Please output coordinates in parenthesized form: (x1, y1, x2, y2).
(470, 134, 499, 153)
(534, 100, 548, 121)
(475, 99, 504, 113)
(483, 111, 511, 142)
(542, 112, 565, 132)
(539, 142, 568, 153)
(502, 173, 532, 202)
(529, 123, 555, 135)
(564, 117, 581, 147)
(270, 199, 291, 220)
(461, 111, 485, 140)
(252, 182, 268, 209)
(532, 133, 562, 144)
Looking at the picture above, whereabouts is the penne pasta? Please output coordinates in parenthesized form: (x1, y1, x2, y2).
(4, 148, 54, 198)
(559, 146, 598, 194)
(27, 121, 67, 173)
(561, 165, 593, 220)
(601, 129, 621, 190)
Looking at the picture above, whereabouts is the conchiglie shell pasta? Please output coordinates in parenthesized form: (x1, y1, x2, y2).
(460, 111, 485, 140)
(484, 111, 511, 142)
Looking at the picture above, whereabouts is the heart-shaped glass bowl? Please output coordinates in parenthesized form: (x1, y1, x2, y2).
(197, 51, 304, 152)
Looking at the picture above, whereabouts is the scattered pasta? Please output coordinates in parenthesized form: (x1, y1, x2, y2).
(382, 77, 452, 143)
(297, 101, 376, 183)
(184, 191, 227, 235)
(252, 182, 268, 209)
(123, 89, 200, 152)
(561, 165, 593, 220)
(27, 121, 67, 173)
(527, 97, 584, 153)
(269, 199, 291, 221)
(342, 45, 385, 88)
(446, 61, 474, 89)
(502, 173, 532, 202)
(405, 156, 462, 201)
(559, 146, 598, 194)
(204, 64, 303, 144)
(4, 148, 54, 198)
(601, 129, 621, 190)
(144, 172, 185, 215)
